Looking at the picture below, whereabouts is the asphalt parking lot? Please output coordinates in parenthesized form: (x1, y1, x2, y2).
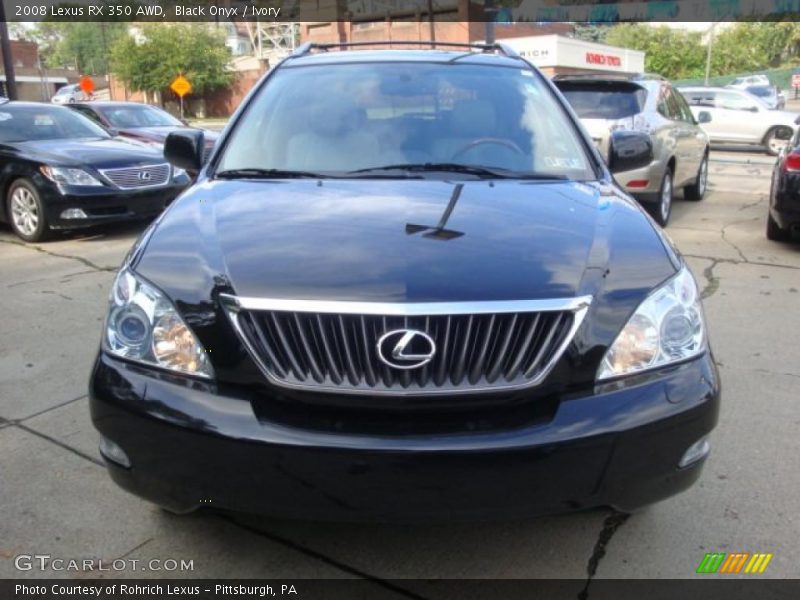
(1, 149, 799, 586)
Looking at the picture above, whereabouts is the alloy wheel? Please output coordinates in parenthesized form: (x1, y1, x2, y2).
(10, 187, 39, 237)
(660, 173, 673, 224)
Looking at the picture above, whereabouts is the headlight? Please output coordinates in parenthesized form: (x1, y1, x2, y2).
(105, 268, 214, 378)
(598, 266, 706, 380)
(40, 166, 103, 187)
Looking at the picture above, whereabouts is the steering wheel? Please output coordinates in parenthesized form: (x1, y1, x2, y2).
(452, 137, 524, 160)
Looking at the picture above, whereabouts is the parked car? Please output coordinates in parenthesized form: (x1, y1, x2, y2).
(51, 84, 88, 105)
(90, 42, 719, 521)
(0, 102, 190, 242)
(739, 84, 785, 110)
(67, 101, 219, 158)
(679, 86, 798, 155)
(767, 127, 800, 241)
(728, 74, 771, 89)
(555, 74, 710, 226)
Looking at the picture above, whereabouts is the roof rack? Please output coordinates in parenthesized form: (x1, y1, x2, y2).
(291, 40, 520, 59)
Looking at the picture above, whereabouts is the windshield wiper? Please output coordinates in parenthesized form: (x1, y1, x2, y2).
(350, 163, 568, 180)
(215, 168, 330, 180)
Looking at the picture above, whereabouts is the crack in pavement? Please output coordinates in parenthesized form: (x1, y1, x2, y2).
(683, 254, 800, 272)
(699, 258, 722, 300)
(578, 511, 630, 600)
(719, 363, 800, 380)
(0, 239, 117, 273)
(12, 422, 104, 467)
(218, 515, 430, 600)
(13, 393, 88, 424)
(719, 219, 755, 263)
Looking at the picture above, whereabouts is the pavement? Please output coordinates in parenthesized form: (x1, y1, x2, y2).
(1, 149, 799, 584)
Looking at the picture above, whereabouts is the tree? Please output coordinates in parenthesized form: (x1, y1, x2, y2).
(21, 22, 126, 74)
(605, 24, 707, 80)
(111, 24, 233, 98)
(711, 22, 800, 75)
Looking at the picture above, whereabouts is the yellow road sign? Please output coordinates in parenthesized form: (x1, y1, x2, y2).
(170, 75, 192, 98)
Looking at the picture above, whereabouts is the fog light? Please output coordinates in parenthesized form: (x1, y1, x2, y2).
(60, 208, 88, 219)
(679, 437, 710, 468)
(99, 436, 131, 468)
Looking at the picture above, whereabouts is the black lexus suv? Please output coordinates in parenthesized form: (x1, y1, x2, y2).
(89, 42, 720, 520)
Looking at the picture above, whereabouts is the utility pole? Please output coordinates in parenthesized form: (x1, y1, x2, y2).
(427, 0, 435, 47)
(0, 1, 19, 100)
(704, 22, 716, 86)
(485, 0, 496, 45)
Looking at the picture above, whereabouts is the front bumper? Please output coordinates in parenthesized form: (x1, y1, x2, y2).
(89, 352, 720, 521)
(41, 180, 189, 230)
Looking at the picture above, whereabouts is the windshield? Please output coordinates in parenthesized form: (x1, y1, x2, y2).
(0, 105, 111, 143)
(218, 61, 594, 180)
(55, 86, 76, 96)
(99, 105, 183, 128)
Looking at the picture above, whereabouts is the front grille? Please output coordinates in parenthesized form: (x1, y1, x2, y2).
(222, 296, 590, 395)
(100, 163, 171, 189)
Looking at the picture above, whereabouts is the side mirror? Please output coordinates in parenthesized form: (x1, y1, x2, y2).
(165, 130, 205, 172)
(608, 130, 653, 174)
(747, 105, 759, 112)
(697, 111, 712, 124)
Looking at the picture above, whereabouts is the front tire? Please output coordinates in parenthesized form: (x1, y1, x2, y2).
(684, 153, 708, 201)
(650, 168, 673, 227)
(766, 212, 791, 241)
(6, 179, 52, 243)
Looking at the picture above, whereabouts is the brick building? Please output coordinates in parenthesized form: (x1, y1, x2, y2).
(0, 39, 77, 101)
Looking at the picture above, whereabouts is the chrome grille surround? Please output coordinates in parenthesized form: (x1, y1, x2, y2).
(99, 163, 171, 190)
(221, 294, 592, 396)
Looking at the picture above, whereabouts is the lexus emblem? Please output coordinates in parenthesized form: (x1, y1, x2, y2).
(376, 329, 436, 370)
(138, 171, 152, 181)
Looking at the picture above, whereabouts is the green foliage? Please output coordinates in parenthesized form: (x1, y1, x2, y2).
(711, 22, 800, 75)
(21, 21, 126, 74)
(110, 23, 233, 95)
(605, 24, 706, 80)
(604, 22, 800, 81)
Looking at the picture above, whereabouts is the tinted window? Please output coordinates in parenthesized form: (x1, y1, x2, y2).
(716, 91, 761, 111)
(219, 62, 594, 180)
(71, 105, 105, 126)
(558, 84, 647, 119)
(745, 86, 773, 98)
(99, 105, 183, 128)
(682, 90, 716, 107)
(672, 89, 696, 123)
(0, 105, 110, 142)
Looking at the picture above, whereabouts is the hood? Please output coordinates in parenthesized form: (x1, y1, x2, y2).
(120, 126, 219, 147)
(14, 137, 165, 169)
(135, 179, 677, 307)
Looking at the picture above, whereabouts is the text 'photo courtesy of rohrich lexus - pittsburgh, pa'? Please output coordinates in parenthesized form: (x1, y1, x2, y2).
(89, 42, 719, 521)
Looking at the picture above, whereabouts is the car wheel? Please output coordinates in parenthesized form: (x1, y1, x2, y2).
(764, 127, 790, 157)
(684, 153, 708, 201)
(6, 179, 52, 242)
(766, 212, 791, 241)
(650, 168, 673, 227)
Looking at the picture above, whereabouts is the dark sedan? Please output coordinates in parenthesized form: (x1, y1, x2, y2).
(0, 102, 190, 242)
(768, 128, 800, 241)
(68, 101, 218, 156)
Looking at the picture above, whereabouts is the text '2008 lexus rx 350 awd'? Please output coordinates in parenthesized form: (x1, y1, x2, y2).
(89, 43, 720, 521)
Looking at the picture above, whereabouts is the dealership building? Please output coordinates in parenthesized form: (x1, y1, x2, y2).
(495, 35, 645, 77)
